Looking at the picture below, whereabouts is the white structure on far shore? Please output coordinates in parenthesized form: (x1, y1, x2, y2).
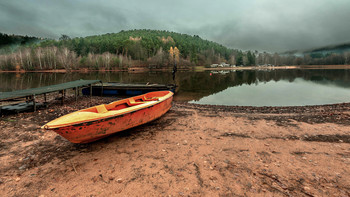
(210, 63, 232, 68)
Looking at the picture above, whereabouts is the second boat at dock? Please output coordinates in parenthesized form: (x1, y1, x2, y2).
(82, 82, 176, 96)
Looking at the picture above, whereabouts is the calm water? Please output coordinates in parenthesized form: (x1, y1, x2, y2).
(1, 69, 350, 106)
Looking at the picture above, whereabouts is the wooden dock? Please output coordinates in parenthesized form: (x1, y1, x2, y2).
(0, 80, 101, 114)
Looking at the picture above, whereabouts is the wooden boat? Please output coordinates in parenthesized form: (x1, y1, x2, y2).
(42, 91, 173, 143)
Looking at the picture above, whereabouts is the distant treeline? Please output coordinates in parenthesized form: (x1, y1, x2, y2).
(256, 51, 350, 66)
(0, 30, 350, 71)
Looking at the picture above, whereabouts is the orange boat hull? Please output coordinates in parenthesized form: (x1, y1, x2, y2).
(43, 91, 173, 143)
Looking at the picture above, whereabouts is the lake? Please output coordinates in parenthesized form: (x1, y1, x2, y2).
(1, 69, 350, 106)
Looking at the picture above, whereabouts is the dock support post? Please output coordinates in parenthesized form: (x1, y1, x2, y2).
(75, 87, 78, 102)
(101, 82, 103, 96)
(61, 90, 65, 105)
(44, 93, 47, 108)
(33, 94, 36, 112)
(90, 84, 92, 102)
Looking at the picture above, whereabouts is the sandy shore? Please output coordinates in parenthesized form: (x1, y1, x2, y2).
(0, 96, 349, 196)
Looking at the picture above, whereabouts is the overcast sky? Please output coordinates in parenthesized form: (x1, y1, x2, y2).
(1, 0, 350, 52)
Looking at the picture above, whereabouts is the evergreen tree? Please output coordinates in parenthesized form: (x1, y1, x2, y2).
(247, 51, 256, 66)
(236, 52, 244, 66)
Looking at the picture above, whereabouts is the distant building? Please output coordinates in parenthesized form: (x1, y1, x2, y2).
(219, 62, 230, 67)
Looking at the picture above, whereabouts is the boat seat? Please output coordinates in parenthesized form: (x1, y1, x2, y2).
(142, 96, 159, 101)
(96, 104, 108, 113)
(127, 98, 146, 106)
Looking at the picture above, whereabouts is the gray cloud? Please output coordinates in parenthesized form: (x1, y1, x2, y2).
(1, 0, 350, 52)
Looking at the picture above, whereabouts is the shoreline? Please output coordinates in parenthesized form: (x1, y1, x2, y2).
(202, 64, 350, 71)
(202, 65, 299, 71)
(0, 97, 349, 196)
(1, 65, 350, 73)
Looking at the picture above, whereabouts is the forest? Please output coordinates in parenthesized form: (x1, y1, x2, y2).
(0, 29, 350, 71)
(0, 33, 40, 53)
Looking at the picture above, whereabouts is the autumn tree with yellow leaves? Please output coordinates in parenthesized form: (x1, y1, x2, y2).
(169, 46, 180, 65)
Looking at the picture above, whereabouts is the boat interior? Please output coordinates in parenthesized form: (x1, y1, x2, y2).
(81, 91, 169, 114)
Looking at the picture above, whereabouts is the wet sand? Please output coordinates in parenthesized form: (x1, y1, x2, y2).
(0, 96, 349, 196)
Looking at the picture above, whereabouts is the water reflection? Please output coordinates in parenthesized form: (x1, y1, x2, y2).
(1, 69, 350, 106)
(190, 78, 350, 106)
(0, 71, 174, 92)
(178, 69, 350, 104)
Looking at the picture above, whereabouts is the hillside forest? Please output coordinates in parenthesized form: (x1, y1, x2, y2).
(0, 30, 350, 71)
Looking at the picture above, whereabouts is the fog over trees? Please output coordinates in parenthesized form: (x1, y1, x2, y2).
(0, 30, 350, 71)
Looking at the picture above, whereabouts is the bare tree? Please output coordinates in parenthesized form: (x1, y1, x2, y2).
(36, 47, 43, 69)
(24, 48, 32, 69)
(344, 52, 350, 65)
(18, 49, 24, 69)
(103, 52, 111, 70)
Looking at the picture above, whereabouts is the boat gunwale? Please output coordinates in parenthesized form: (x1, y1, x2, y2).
(43, 91, 173, 129)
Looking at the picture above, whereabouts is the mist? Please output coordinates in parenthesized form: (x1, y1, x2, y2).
(1, 0, 350, 52)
